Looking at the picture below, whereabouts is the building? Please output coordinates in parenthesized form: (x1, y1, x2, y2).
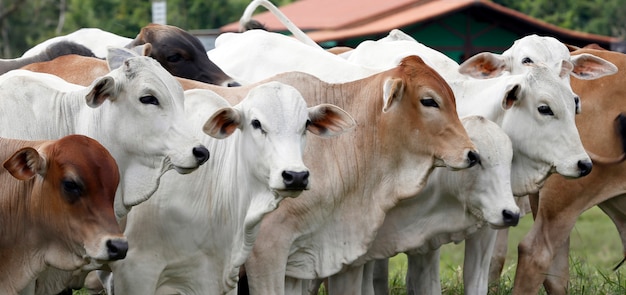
(220, 0, 624, 62)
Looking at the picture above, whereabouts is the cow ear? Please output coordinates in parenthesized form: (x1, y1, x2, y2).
(459, 52, 508, 79)
(128, 43, 152, 57)
(3, 147, 47, 180)
(501, 84, 521, 110)
(382, 78, 404, 113)
(203, 107, 242, 139)
(307, 104, 357, 137)
(570, 53, 618, 80)
(86, 76, 116, 107)
(559, 60, 574, 78)
(106, 47, 139, 70)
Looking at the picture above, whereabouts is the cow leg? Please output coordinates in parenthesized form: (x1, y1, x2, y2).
(405, 249, 441, 295)
(488, 228, 509, 284)
(512, 194, 581, 295)
(464, 226, 498, 295)
(372, 258, 389, 295)
(361, 260, 376, 295)
(245, 220, 292, 295)
(284, 277, 304, 295)
(542, 236, 571, 295)
(327, 265, 364, 295)
(306, 278, 324, 295)
(598, 195, 626, 270)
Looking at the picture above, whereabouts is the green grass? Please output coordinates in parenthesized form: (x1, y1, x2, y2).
(385, 206, 626, 294)
(75, 207, 625, 294)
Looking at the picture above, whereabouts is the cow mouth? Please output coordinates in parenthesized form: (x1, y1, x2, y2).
(173, 165, 199, 174)
(163, 156, 200, 174)
(272, 188, 306, 198)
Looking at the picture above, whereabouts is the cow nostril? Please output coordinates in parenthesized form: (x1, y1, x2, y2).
(578, 160, 592, 177)
(282, 171, 310, 190)
(467, 150, 480, 167)
(193, 146, 210, 165)
(227, 81, 241, 87)
(106, 239, 128, 260)
(502, 210, 520, 226)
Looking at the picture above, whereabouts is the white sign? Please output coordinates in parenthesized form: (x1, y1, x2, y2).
(152, 1, 167, 25)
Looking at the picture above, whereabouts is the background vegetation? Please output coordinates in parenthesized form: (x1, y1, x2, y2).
(1, 0, 626, 58)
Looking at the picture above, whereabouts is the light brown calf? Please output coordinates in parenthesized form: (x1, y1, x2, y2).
(0, 134, 125, 295)
(513, 47, 626, 295)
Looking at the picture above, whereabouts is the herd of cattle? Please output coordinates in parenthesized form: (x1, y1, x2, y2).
(1, 0, 625, 294)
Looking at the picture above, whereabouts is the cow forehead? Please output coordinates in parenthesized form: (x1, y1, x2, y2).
(399, 55, 455, 101)
(239, 82, 309, 129)
(112, 56, 184, 101)
(524, 66, 576, 105)
(47, 135, 119, 196)
(504, 35, 570, 70)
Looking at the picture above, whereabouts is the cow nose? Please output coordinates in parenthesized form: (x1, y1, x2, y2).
(502, 209, 520, 226)
(106, 239, 129, 260)
(227, 81, 241, 87)
(578, 160, 592, 177)
(467, 150, 481, 167)
(193, 146, 210, 165)
(282, 171, 309, 190)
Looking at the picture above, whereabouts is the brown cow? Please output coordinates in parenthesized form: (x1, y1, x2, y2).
(513, 47, 626, 294)
(127, 23, 240, 87)
(0, 134, 126, 295)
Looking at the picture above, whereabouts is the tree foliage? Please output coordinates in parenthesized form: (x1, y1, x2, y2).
(493, 0, 626, 38)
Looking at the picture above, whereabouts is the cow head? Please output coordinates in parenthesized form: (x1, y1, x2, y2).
(201, 82, 356, 198)
(381, 55, 479, 173)
(2, 135, 126, 269)
(495, 65, 592, 195)
(87, 47, 210, 217)
(454, 116, 520, 228)
(127, 23, 240, 87)
(459, 34, 617, 80)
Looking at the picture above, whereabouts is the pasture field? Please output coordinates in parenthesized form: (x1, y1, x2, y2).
(386, 206, 626, 294)
(74, 207, 624, 294)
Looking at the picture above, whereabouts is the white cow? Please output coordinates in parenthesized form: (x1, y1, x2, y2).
(208, 29, 380, 84)
(456, 33, 619, 290)
(0, 47, 208, 294)
(21, 28, 132, 59)
(102, 83, 356, 294)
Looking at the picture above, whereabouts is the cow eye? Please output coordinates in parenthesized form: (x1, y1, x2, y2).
(538, 105, 554, 116)
(420, 98, 439, 108)
(140, 95, 159, 106)
(166, 53, 183, 63)
(62, 179, 83, 203)
(251, 119, 266, 134)
(522, 57, 533, 64)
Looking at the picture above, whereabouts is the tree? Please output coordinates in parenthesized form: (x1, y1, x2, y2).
(493, 0, 626, 38)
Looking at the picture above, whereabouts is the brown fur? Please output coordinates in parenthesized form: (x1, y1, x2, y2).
(0, 135, 122, 294)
